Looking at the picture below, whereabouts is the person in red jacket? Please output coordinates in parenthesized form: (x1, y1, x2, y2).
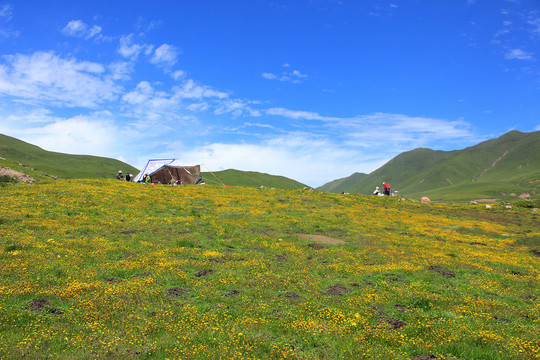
(383, 182, 391, 196)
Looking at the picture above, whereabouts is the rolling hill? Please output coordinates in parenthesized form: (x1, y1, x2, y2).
(0, 134, 139, 181)
(0, 134, 307, 189)
(318, 130, 540, 201)
(200, 169, 308, 189)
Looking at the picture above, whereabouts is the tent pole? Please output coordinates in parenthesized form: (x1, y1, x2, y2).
(202, 163, 226, 186)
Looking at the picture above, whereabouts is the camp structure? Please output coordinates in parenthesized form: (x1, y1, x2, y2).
(133, 159, 202, 184)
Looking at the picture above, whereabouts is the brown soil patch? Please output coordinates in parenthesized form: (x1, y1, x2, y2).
(308, 243, 327, 250)
(26, 298, 52, 311)
(133, 272, 152, 278)
(0, 167, 36, 183)
(103, 277, 121, 283)
(194, 269, 214, 277)
(298, 234, 348, 245)
(326, 284, 351, 296)
(427, 265, 455, 278)
(492, 315, 511, 323)
(167, 287, 189, 297)
(225, 289, 241, 297)
(383, 318, 407, 329)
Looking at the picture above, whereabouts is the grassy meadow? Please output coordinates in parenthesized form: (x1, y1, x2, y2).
(0, 180, 539, 359)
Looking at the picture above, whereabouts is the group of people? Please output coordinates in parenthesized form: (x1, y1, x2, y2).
(116, 170, 132, 181)
(373, 182, 392, 196)
(115, 170, 180, 185)
(116, 170, 150, 183)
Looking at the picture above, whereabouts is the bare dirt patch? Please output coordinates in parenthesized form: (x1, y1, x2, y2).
(167, 287, 189, 297)
(194, 269, 214, 277)
(297, 234, 348, 245)
(427, 265, 455, 278)
(326, 284, 351, 296)
(26, 298, 52, 311)
(0, 167, 36, 183)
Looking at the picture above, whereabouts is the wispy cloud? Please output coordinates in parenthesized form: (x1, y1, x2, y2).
(0, 3, 13, 20)
(262, 64, 308, 83)
(62, 20, 102, 40)
(265, 108, 338, 121)
(0, 51, 120, 107)
(118, 34, 153, 61)
(504, 48, 533, 60)
(0, 3, 19, 39)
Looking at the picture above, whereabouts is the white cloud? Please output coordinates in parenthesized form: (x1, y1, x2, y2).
(118, 34, 154, 61)
(528, 17, 540, 34)
(214, 99, 261, 117)
(265, 107, 338, 121)
(505, 48, 533, 60)
(262, 66, 309, 83)
(262, 72, 277, 80)
(0, 109, 134, 159)
(0, 51, 121, 107)
(109, 61, 133, 80)
(150, 44, 179, 67)
(175, 134, 378, 187)
(171, 70, 186, 80)
(0, 3, 13, 19)
(62, 20, 102, 40)
(173, 79, 228, 100)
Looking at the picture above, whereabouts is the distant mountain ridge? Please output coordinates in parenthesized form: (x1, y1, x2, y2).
(318, 130, 540, 201)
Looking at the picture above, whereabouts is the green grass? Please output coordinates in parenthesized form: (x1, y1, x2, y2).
(0, 180, 538, 359)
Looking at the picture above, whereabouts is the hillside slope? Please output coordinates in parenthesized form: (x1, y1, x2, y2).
(0, 134, 139, 181)
(0, 134, 307, 189)
(318, 130, 540, 200)
(201, 169, 308, 189)
(317, 172, 369, 193)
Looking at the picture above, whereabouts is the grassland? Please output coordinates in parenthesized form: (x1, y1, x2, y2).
(0, 180, 538, 359)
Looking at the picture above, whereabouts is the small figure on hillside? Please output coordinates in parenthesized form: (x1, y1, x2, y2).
(116, 170, 124, 180)
(373, 186, 380, 195)
(143, 173, 151, 184)
(383, 182, 391, 196)
(125, 173, 131, 182)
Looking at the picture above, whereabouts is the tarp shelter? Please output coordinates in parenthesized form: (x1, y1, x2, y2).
(133, 159, 202, 184)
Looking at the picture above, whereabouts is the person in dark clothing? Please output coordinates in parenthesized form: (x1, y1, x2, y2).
(116, 171, 124, 180)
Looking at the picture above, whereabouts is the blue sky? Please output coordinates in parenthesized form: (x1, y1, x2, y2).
(0, 0, 539, 186)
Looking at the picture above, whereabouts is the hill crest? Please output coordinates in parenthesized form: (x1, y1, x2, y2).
(318, 130, 540, 201)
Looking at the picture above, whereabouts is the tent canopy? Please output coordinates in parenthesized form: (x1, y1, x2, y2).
(133, 159, 201, 184)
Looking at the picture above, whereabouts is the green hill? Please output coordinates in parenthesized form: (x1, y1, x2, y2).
(201, 168, 308, 189)
(317, 172, 369, 193)
(0, 134, 139, 181)
(318, 130, 540, 201)
(0, 134, 307, 189)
